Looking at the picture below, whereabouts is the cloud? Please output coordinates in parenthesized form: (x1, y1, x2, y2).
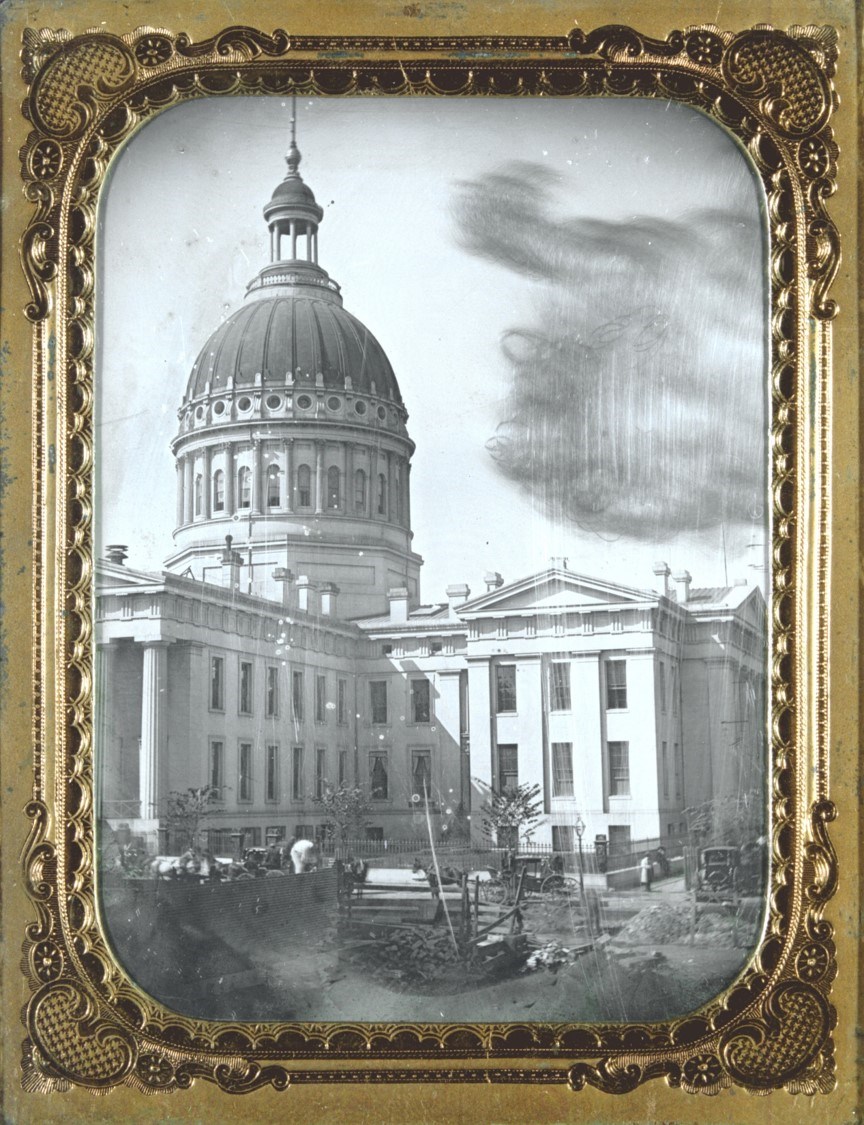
(453, 163, 767, 541)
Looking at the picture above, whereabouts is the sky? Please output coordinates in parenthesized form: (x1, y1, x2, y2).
(96, 95, 769, 602)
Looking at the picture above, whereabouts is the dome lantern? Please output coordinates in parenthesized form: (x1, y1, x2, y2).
(262, 105, 324, 265)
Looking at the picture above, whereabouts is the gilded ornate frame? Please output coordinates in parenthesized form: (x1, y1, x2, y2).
(1, 1, 859, 1119)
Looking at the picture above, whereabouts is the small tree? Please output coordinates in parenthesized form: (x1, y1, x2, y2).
(162, 785, 220, 852)
(313, 783, 371, 846)
(476, 781, 545, 850)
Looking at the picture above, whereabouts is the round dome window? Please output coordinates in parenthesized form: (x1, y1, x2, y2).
(237, 396, 252, 412)
(296, 394, 313, 410)
(377, 406, 386, 420)
(266, 394, 282, 410)
(213, 401, 226, 416)
(354, 401, 367, 416)
(327, 396, 341, 411)
(195, 406, 204, 420)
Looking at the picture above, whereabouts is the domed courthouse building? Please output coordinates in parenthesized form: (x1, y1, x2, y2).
(96, 127, 766, 858)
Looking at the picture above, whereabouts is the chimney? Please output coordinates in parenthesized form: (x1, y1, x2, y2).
(673, 570, 692, 604)
(484, 571, 503, 593)
(446, 584, 471, 616)
(388, 586, 410, 623)
(220, 535, 243, 591)
(319, 582, 340, 617)
(105, 544, 128, 566)
(652, 561, 671, 598)
(272, 566, 294, 609)
(295, 576, 319, 614)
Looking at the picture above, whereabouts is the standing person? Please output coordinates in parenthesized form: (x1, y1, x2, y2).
(640, 853, 653, 892)
(290, 838, 320, 874)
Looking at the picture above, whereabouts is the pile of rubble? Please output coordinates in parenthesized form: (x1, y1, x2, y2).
(346, 926, 468, 984)
(525, 941, 577, 971)
(615, 902, 742, 947)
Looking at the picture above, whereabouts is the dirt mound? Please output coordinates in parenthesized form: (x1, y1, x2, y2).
(615, 901, 743, 947)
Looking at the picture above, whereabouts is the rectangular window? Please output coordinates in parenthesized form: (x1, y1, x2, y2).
(292, 671, 304, 721)
(659, 660, 667, 712)
(608, 741, 630, 796)
(662, 741, 669, 798)
(239, 660, 253, 715)
(671, 664, 679, 715)
(606, 660, 627, 709)
(242, 827, 261, 848)
(370, 752, 388, 800)
(337, 679, 347, 725)
(608, 824, 631, 854)
(266, 665, 279, 717)
(551, 825, 574, 852)
(370, 680, 388, 725)
(295, 824, 314, 840)
(315, 674, 326, 723)
(549, 661, 571, 711)
(338, 749, 348, 786)
(239, 742, 253, 802)
(210, 655, 224, 711)
(209, 740, 224, 795)
(496, 744, 518, 792)
(266, 743, 279, 802)
(316, 747, 326, 798)
(551, 742, 574, 797)
(410, 678, 431, 723)
(366, 826, 384, 842)
(495, 664, 517, 712)
(674, 742, 682, 802)
(292, 746, 304, 799)
(411, 750, 432, 801)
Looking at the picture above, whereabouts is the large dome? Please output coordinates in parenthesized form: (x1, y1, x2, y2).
(183, 289, 402, 404)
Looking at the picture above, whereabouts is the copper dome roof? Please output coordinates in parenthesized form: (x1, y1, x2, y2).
(184, 292, 402, 404)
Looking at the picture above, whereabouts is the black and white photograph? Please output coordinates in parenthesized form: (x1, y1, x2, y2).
(95, 94, 770, 1025)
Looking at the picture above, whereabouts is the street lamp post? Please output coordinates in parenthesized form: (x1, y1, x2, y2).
(574, 814, 586, 897)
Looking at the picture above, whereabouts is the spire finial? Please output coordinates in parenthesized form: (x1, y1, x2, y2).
(286, 91, 301, 177)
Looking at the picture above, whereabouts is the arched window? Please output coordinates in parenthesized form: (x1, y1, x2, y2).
(394, 465, 402, 522)
(238, 466, 251, 509)
(267, 464, 280, 507)
(354, 469, 366, 511)
(194, 474, 203, 516)
(327, 466, 340, 509)
(297, 464, 311, 507)
(377, 473, 387, 516)
(212, 470, 225, 512)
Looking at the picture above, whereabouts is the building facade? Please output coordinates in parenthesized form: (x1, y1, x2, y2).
(97, 126, 766, 855)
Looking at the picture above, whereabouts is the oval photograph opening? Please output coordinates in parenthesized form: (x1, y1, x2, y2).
(95, 94, 769, 1024)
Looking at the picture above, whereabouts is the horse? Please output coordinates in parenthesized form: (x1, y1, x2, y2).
(411, 857, 465, 892)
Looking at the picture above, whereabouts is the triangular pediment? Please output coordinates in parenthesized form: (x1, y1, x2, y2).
(460, 568, 656, 616)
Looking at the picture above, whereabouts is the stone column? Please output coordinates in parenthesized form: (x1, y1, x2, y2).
(346, 443, 355, 515)
(290, 219, 298, 259)
(315, 441, 324, 514)
(139, 641, 169, 824)
(251, 439, 263, 514)
(224, 442, 235, 515)
(175, 461, 184, 527)
(95, 642, 111, 811)
(182, 454, 194, 525)
(405, 460, 412, 531)
(202, 446, 212, 520)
